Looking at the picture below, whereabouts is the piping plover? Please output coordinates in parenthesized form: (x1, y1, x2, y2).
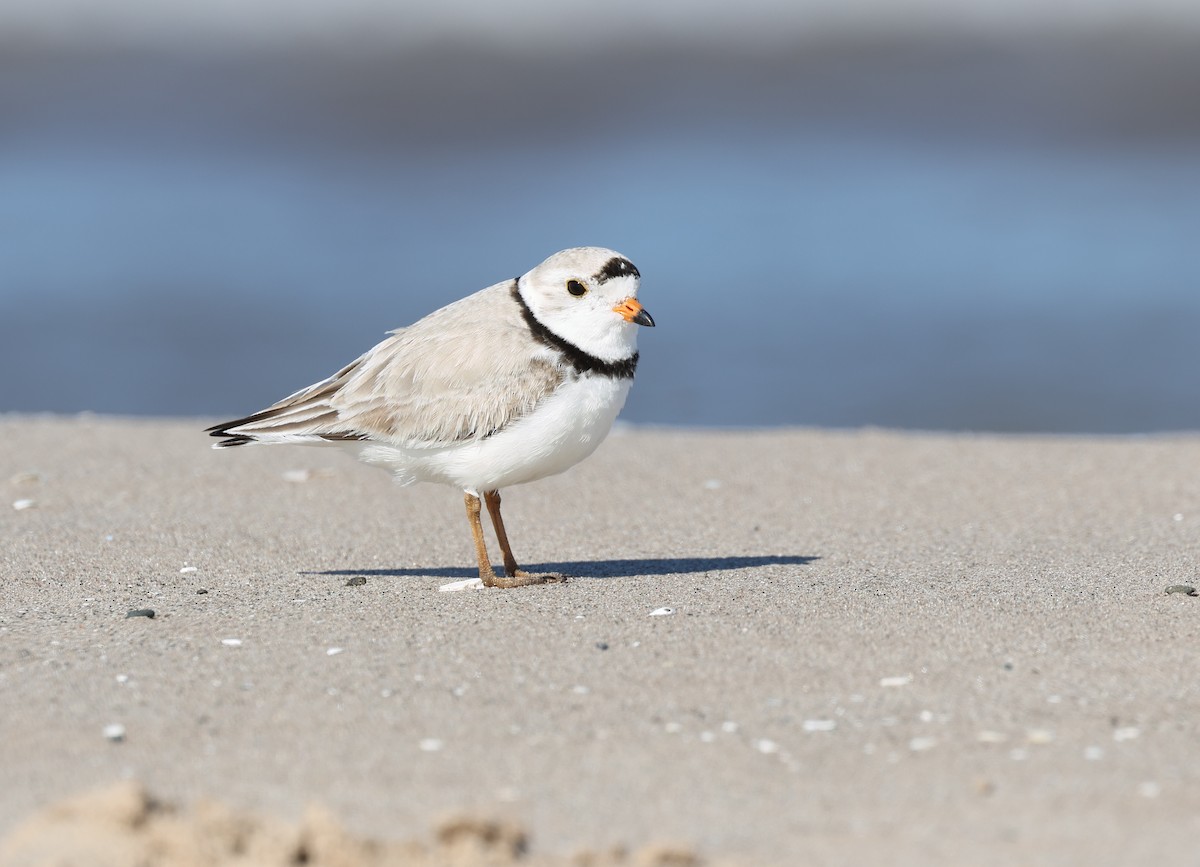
(207, 247, 653, 588)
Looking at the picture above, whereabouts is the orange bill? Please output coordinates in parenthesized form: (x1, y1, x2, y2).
(612, 297, 655, 327)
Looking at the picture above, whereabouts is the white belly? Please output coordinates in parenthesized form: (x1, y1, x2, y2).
(354, 375, 631, 493)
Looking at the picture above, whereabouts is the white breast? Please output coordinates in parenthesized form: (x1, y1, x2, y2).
(355, 374, 632, 493)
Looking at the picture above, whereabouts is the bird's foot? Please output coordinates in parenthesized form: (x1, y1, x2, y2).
(480, 569, 569, 588)
(512, 569, 569, 585)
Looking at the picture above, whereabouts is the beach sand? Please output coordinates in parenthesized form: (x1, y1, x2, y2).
(2, 415, 1198, 865)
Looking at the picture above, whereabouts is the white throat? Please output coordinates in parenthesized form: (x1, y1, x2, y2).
(517, 280, 640, 363)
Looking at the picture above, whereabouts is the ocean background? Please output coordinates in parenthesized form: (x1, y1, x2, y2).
(2, 1, 1198, 432)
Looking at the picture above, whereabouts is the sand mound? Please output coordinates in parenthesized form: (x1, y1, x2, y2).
(0, 782, 703, 867)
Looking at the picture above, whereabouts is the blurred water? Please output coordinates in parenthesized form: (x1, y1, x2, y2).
(1, 43, 1198, 432)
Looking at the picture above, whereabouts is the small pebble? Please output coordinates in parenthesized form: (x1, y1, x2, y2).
(595, 641, 609, 651)
(125, 609, 155, 619)
(281, 469, 312, 483)
(664, 722, 683, 734)
(1165, 585, 1197, 596)
(880, 675, 912, 687)
(755, 739, 779, 754)
(649, 607, 675, 616)
(103, 723, 125, 742)
(976, 731, 1008, 744)
(12, 499, 36, 511)
(419, 738, 443, 752)
(1138, 781, 1161, 799)
(1027, 729, 1055, 745)
(115, 674, 129, 684)
(197, 589, 208, 595)
(1113, 726, 1140, 742)
(802, 719, 837, 733)
(221, 638, 242, 647)
(909, 737, 938, 752)
(179, 566, 198, 574)
(721, 721, 739, 733)
(345, 576, 367, 587)
(326, 647, 344, 656)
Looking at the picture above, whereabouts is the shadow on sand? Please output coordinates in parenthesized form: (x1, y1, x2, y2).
(309, 555, 818, 581)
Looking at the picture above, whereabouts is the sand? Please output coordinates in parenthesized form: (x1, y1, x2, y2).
(2, 415, 1199, 865)
(0, 780, 701, 867)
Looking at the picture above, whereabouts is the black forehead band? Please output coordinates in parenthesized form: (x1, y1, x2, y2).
(593, 256, 640, 284)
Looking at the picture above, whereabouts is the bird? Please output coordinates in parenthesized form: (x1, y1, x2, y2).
(206, 246, 654, 588)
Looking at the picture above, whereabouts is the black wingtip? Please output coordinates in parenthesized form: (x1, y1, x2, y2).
(212, 434, 254, 448)
(206, 417, 255, 447)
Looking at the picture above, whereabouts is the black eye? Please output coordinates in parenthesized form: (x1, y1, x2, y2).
(566, 279, 587, 297)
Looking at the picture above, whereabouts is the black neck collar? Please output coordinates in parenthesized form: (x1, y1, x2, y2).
(511, 281, 638, 380)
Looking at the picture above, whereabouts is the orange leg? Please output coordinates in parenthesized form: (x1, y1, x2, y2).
(464, 492, 562, 588)
(483, 490, 524, 577)
(482, 490, 567, 586)
(464, 492, 498, 585)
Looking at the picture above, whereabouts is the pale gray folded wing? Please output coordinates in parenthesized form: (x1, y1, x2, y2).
(208, 283, 565, 449)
